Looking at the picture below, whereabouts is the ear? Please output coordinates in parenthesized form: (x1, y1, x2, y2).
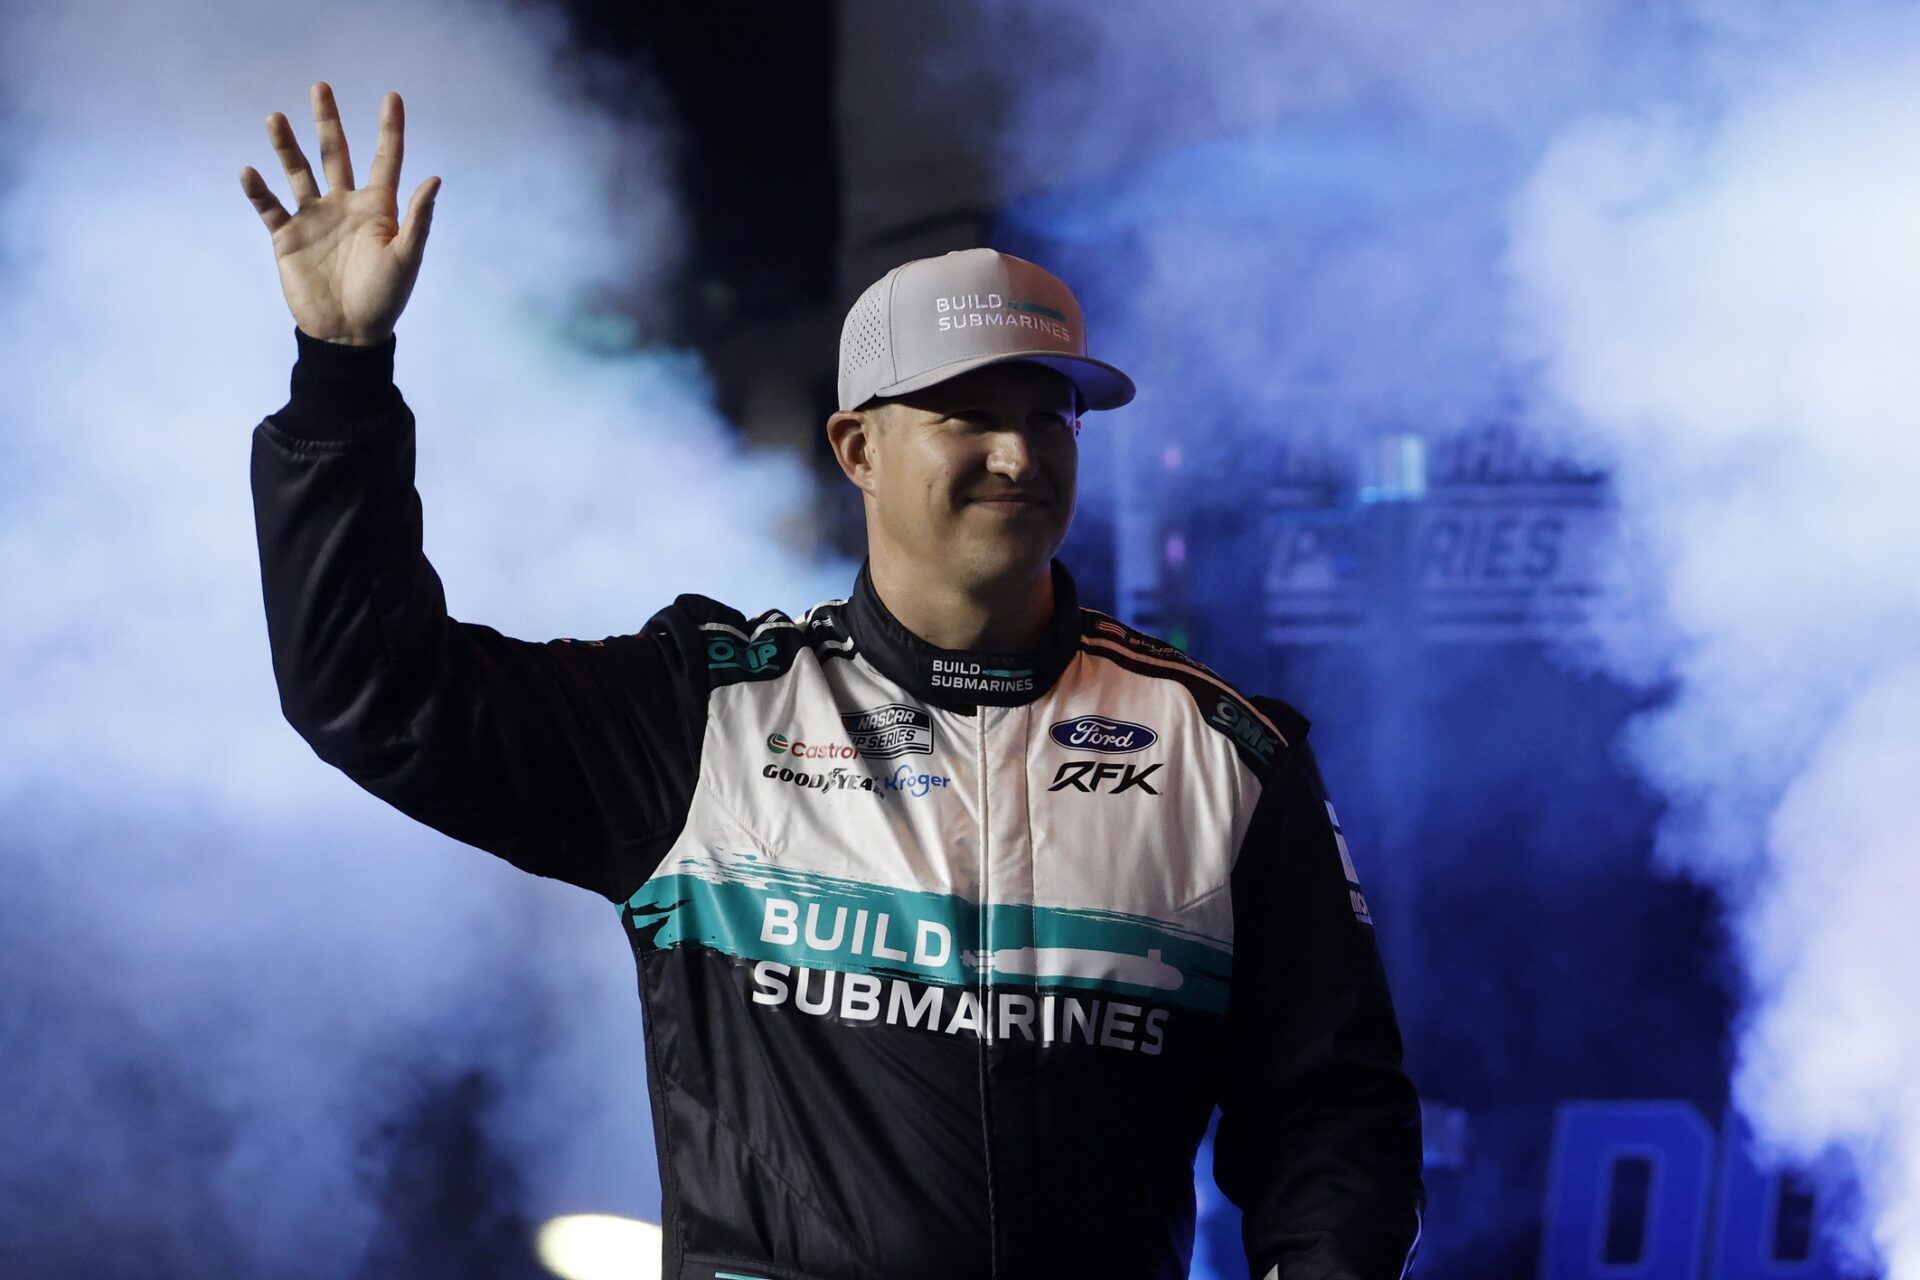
(825, 408, 881, 496)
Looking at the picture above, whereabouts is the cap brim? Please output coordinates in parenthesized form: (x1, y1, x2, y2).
(873, 350, 1136, 412)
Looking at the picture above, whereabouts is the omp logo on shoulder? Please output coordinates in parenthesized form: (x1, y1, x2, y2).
(840, 703, 932, 759)
(706, 634, 779, 673)
(1209, 697, 1278, 763)
(1048, 715, 1158, 754)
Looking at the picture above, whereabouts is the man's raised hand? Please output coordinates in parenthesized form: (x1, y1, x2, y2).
(240, 83, 440, 347)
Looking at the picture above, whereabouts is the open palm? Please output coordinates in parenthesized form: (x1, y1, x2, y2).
(240, 82, 440, 346)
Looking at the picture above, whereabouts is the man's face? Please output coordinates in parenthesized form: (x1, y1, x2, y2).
(848, 361, 1080, 593)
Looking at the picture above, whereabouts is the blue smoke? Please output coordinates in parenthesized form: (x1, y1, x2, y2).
(950, 0, 1920, 1273)
(0, 0, 847, 1271)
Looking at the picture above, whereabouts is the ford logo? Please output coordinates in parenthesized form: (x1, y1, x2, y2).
(1048, 715, 1158, 754)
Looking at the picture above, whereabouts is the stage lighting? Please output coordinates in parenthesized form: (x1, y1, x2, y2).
(535, 1213, 664, 1280)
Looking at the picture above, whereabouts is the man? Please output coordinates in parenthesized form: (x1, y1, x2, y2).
(243, 83, 1425, 1280)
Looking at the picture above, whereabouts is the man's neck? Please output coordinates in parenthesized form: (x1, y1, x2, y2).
(867, 554, 1055, 653)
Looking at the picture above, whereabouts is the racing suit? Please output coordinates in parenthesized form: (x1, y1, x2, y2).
(249, 325, 1425, 1280)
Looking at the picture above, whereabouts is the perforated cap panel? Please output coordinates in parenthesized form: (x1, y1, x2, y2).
(836, 275, 894, 410)
(839, 279, 888, 379)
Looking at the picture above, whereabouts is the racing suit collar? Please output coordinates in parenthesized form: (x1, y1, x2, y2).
(846, 556, 1082, 711)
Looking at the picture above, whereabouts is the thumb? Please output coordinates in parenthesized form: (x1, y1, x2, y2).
(395, 175, 441, 264)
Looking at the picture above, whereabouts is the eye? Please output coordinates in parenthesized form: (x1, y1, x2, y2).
(943, 409, 1078, 437)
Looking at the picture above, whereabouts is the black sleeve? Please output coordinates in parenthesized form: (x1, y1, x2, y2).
(249, 324, 710, 903)
(1212, 718, 1426, 1279)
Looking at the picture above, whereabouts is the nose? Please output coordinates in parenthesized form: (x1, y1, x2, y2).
(984, 428, 1040, 485)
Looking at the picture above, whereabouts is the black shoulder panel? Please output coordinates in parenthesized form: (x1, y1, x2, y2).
(1076, 609, 1306, 781)
(1248, 693, 1312, 755)
(647, 593, 857, 694)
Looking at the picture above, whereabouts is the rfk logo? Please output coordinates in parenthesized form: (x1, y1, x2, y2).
(1047, 761, 1162, 795)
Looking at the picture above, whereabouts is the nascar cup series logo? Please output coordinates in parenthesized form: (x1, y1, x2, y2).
(1048, 714, 1158, 754)
(841, 703, 932, 759)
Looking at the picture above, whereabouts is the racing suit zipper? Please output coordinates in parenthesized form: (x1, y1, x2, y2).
(975, 709, 999, 1277)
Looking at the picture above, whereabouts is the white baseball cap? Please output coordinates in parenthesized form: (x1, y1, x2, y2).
(836, 247, 1136, 413)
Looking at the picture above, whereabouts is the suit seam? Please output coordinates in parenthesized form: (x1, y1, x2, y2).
(635, 954, 689, 1275)
(664, 1062, 879, 1279)
(975, 710, 999, 1278)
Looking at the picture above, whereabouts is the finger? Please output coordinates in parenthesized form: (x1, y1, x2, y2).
(266, 111, 322, 205)
(239, 166, 291, 234)
(367, 91, 404, 192)
(311, 81, 355, 192)
(394, 175, 441, 264)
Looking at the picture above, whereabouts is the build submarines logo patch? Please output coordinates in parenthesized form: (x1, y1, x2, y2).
(622, 857, 1238, 1055)
(933, 292, 1073, 343)
(748, 896, 1174, 1055)
(929, 659, 1035, 696)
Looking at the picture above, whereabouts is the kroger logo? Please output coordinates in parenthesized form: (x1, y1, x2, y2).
(1048, 715, 1158, 754)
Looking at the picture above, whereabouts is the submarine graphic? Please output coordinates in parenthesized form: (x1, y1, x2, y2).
(962, 946, 1184, 991)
